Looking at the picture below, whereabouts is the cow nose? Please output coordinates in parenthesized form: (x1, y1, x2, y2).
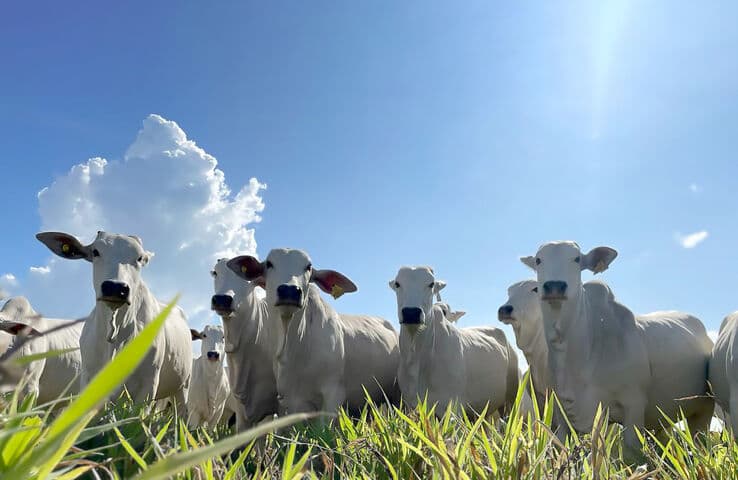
(498, 305, 514, 316)
(100, 280, 130, 302)
(276, 285, 302, 305)
(401, 307, 423, 324)
(211, 294, 234, 312)
(206, 351, 220, 361)
(542, 281, 567, 298)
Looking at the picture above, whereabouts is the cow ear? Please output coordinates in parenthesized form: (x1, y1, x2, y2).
(141, 250, 154, 266)
(432, 281, 446, 295)
(36, 232, 92, 262)
(581, 246, 618, 274)
(190, 329, 204, 341)
(448, 310, 466, 322)
(227, 256, 265, 281)
(520, 256, 537, 271)
(253, 276, 266, 289)
(311, 269, 357, 299)
(0, 321, 40, 336)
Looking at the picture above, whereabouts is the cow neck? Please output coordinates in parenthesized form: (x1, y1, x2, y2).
(97, 281, 157, 347)
(233, 289, 270, 350)
(399, 308, 441, 373)
(515, 321, 549, 388)
(274, 286, 333, 367)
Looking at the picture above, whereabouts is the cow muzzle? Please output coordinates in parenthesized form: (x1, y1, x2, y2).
(99, 280, 131, 309)
(542, 281, 568, 301)
(400, 307, 423, 325)
(206, 351, 220, 362)
(211, 294, 234, 315)
(497, 305, 515, 324)
(276, 284, 302, 307)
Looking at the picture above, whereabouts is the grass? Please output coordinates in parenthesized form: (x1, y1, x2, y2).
(1, 300, 737, 479)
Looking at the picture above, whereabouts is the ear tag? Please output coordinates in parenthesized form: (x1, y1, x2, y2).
(331, 284, 344, 299)
(241, 265, 248, 274)
(593, 260, 606, 273)
(62, 244, 71, 254)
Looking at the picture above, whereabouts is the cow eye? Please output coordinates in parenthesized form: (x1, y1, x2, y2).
(305, 264, 312, 272)
(137, 256, 144, 263)
(92, 249, 100, 258)
(393, 281, 400, 289)
(535, 257, 541, 265)
(574, 256, 581, 263)
(202, 334, 207, 338)
(428, 282, 435, 288)
(266, 261, 273, 269)
(210, 270, 217, 277)
(532, 287, 538, 293)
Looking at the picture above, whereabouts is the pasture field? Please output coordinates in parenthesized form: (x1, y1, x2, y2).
(1, 303, 736, 480)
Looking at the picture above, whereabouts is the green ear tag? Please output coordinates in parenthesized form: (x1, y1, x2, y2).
(331, 285, 344, 299)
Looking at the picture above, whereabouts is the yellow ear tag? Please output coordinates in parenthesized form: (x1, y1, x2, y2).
(62, 244, 71, 254)
(241, 265, 248, 274)
(331, 285, 344, 299)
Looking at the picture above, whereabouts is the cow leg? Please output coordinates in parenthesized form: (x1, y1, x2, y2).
(729, 387, 738, 439)
(321, 386, 346, 422)
(685, 398, 714, 440)
(621, 397, 647, 464)
(173, 388, 188, 417)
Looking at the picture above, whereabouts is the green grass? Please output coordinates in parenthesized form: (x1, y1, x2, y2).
(1, 301, 736, 479)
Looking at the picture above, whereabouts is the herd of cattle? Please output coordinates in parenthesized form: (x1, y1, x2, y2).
(2, 231, 738, 454)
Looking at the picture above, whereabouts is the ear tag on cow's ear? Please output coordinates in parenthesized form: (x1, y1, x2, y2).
(62, 243, 71, 254)
(241, 265, 248, 274)
(593, 260, 607, 274)
(331, 285, 344, 299)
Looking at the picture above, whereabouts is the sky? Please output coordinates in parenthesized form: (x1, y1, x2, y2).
(1, 1, 737, 366)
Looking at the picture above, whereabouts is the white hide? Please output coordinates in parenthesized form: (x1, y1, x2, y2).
(36, 231, 192, 404)
(390, 266, 519, 414)
(211, 259, 278, 430)
(709, 312, 738, 437)
(521, 241, 713, 455)
(187, 325, 230, 429)
(0, 297, 82, 404)
(227, 248, 400, 416)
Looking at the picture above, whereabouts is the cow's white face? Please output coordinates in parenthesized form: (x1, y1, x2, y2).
(521, 241, 617, 308)
(194, 324, 225, 363)
(211, 259, 253, 317)
(389, 266, 446, 326)
(226, 248, 358, 321)
(36, 231, 152, 311)
(499, 280, 541, 340)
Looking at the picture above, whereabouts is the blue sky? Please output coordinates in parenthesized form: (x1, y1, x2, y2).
(1, 1, 737, 343)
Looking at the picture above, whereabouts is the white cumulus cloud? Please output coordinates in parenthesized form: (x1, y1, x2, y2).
(675, 231, 709, 249)
(688, 183, 702, 193)
(16, 114, 266, 327)
(707, 330, 718, 342)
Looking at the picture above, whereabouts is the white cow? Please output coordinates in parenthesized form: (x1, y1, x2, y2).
(0, 296, 83, 404)
(435, 302, 466, 323)
(709, 313, 738, 437)
(36, 231, 192, 405)
(498, 280, 552, 413)
(390, 266, 519, 415)
(210, 258, 279, 430)
(521, 241, 713, 456)
(187, 325, 230, 429)
(227, 248, 400, 416)
(0, 331, 11, 357)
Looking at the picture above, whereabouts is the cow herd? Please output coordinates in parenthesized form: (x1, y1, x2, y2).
(3, 231, 738, 456)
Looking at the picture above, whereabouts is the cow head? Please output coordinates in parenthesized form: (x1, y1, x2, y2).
(36, 231, 154, 311)
(191, 324, 225, 364)
(520, 241, 617, 307)
(211, 258, 262, 318)
(435, 302, 465, 323)
(227, 248, 357, 320)
(389, 266, 446, 327)
(498, 280, 542, 342)
(0, 297, 41, 337)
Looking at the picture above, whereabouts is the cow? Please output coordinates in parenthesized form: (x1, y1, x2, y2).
(435, 302, 466, 323)
(521, 241, 713, 457)
(227, 248, 400, 417)
(36, 231, 192, 405)
(210, 258, 279, 430)
(390, 266, 519, 415)
(709, 313, 738, 437)
(187, 325, 230, 429)
(0, 296, 82, 404)
(498, 280, 552, 413)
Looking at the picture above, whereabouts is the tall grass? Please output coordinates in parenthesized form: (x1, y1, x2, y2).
(0, 304, 735, 479)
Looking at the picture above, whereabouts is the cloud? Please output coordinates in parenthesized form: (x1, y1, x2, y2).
(16, 114, 265, 327)
(675, 231, 709, 249)
(689, 183, 702, 193)
(0, 274, 18, 300)
(707, 330, 718, 343)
